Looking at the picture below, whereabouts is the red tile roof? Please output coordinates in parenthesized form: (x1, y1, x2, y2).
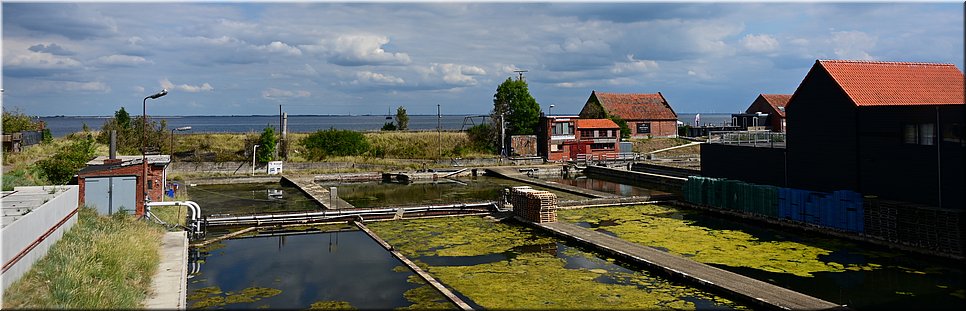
(818, 60, 964, 106)
(575, 118, 619, 129)
(759, 94, 791, 117)
(592, 91, 678, 120)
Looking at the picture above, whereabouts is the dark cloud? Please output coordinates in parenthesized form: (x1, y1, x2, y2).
(3, 3, 117, 40)
(545, 3, 734, 23)
(27, 43, 75, 55)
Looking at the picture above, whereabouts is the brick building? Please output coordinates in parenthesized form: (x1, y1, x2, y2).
(579, 91, 678, 138)
(537, 116, 620, 161)
(77, 155, 171, 216)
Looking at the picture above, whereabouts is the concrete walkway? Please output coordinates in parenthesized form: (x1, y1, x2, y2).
(282, 175, 354, 209)
(144, 231, 188, 310)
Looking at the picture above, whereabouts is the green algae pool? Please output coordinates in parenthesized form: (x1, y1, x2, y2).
(367, 215, 750, 310)
(558, 204, 966, 310)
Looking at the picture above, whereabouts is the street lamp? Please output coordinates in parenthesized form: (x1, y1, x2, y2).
(170, 126, 192, 158)
(549, 104, 555, 117)
(252, 144, 260, 176)
(142, 89, 168, 212)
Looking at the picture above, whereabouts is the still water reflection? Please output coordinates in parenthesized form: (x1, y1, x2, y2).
(187, 228, 450, 309)
(188, 183, 319, 217)
(320, 175, 585, 208)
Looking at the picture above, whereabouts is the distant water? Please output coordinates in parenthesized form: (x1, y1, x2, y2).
(676, 113, 734, 127)
(41, 113, 735, 137)
(40, 115, 482, 137)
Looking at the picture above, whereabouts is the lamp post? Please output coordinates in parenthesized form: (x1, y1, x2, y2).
(252, 144, 260, 176)
(549, 104, 555, 117)
(170, 126, 192, 159)
(142, 89, 167, 212)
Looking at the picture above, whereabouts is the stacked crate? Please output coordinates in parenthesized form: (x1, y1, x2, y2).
(509, 186, 558, 223)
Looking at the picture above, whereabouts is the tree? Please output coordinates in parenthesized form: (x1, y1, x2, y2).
(492, 77, 540, 135)
(2, 109, 42, 133)
(608, 115, 631, 139)
(256, 126, 276, 163)
(300, 128, 370, 160)
(97, 107, 166, 155)
(395, 106, 409, 131)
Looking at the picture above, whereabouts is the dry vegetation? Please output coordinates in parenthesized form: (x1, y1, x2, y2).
(172, 131, 496, 163)
(2, 209, 164, 309)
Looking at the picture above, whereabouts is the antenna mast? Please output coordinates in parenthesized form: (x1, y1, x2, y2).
(513, 69, 528, 82)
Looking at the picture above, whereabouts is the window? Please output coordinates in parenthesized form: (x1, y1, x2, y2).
(903, 123, 936, 145)
(903, 124, 918, 144)
(943, 122, 964, 145)
(590, 143, 614, 150)
(552, 122, 573, 136)
(581, 130, 593, 138)
(919, 123, 935, 145)
(550, 144, 559, 152)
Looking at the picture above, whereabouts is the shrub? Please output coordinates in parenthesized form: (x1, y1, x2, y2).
(36, 135, 96, 184)
(381, 122, 397, 131)
(301, 128, 370, 160)
(256, 126, 276, 163)
(467, 124, 497, 153)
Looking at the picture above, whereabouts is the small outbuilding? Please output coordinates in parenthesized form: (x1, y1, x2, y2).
(579, 91, 678, 138)
(77, 155, 171, 216)
(733, 94, 791, 132)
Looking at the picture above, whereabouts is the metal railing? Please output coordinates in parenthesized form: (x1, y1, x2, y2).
(707, 131, 786, 148)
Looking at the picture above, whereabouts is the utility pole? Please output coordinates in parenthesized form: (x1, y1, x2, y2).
(437, 104, 442, 160)
(500, 113, 506, 157)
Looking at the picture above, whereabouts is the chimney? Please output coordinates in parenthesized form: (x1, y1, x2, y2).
(110, 130, 117, 160)
(105, 130, 121, 165)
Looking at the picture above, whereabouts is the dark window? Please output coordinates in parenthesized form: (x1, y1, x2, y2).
(590, 143, 614, 150)
(943, 122, 964, 145)
(581, 130, 593, 138)
(903, 123, 936, 145)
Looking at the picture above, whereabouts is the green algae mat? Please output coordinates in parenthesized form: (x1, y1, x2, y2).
(557, 204, 966, 310)
(558, 204, 880, 277)
(368, 216, 748, 310)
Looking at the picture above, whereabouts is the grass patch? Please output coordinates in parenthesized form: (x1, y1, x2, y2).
(2, 208, 164, 309)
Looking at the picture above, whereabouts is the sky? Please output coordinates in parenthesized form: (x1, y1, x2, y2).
(1, 1, 963, 116)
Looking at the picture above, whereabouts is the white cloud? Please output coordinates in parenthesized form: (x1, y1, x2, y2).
(355, 71, 405, 85)
(421, 63, 485, 86)
(300, 34, 411, 66)
(255, 41, 302, 56)
(611, 54, 659, 74)
(5, 51, 81, 69)
(262, 87, 311, 99)
(63, 81, 110, 92)
(830, 31, 877, 60)
(95, 54, 151, 66)
(160, 78, 214, 93)
(740, 34, 780, 53)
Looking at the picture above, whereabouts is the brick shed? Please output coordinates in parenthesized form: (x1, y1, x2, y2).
(579, 91, 679, 138)
(77, 155, 170, 216)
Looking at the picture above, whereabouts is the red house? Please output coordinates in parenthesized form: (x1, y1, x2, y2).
(537, 116, 620, 161)
(579, 91, 678, 138)
(737, 94, 791, 132)
(77, 155, 170, 216)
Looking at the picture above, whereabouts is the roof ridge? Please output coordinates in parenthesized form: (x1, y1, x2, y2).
(819, 59, 957, 67)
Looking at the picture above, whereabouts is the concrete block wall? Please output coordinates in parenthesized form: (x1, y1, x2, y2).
(1, 186, 79, 297)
